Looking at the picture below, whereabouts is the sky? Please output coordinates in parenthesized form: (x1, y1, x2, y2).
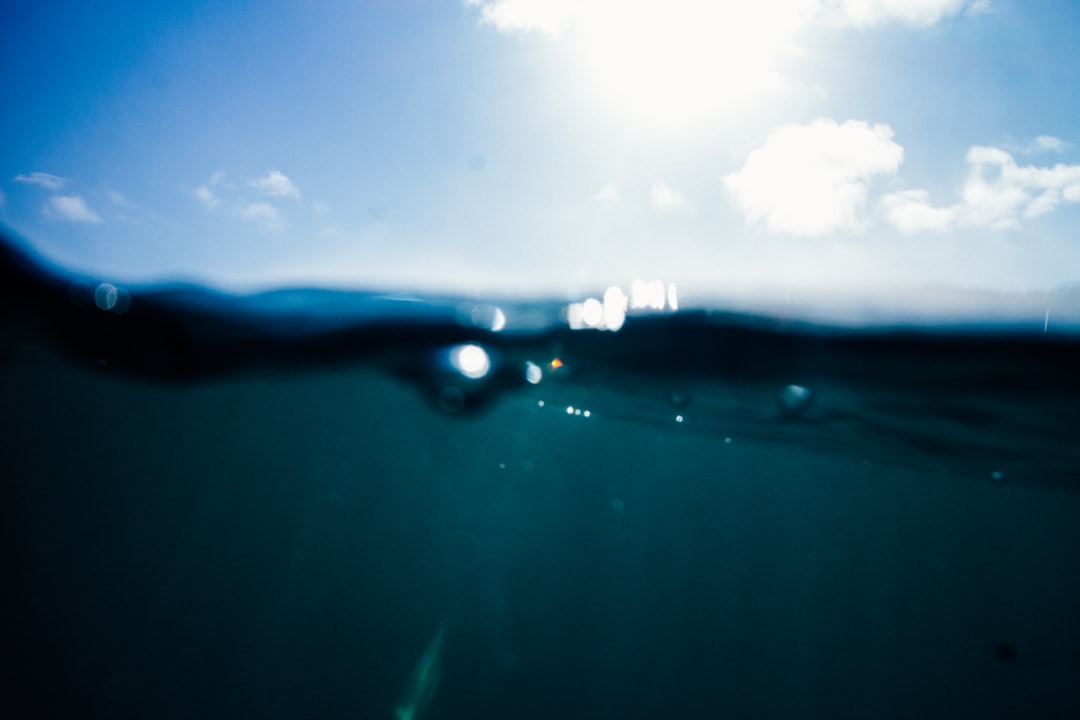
(2, 0, 1080, 303)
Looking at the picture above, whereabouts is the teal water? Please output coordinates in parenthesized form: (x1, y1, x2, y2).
(2, 236, 1080, 718)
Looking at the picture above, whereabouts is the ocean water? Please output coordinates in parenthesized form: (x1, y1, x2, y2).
(2, 237, 1080, 719)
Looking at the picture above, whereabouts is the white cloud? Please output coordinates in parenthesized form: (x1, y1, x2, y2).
(465, 0, 581, 36)
(725, 118, 903, 235)
(249, 170, 299, 198)
(651, 181, 686, 211)
(15, 172, 67, 190)
(465, 0, 980, 38)
(195, 185, 220, 209)
(882, 144, 1080, 232)
(816, 0, 979, 27)
(45, 194, 103, 224)
(592, 184, 619, 202)
(880, 190, 957, 232)
(238, 201, 282, 230)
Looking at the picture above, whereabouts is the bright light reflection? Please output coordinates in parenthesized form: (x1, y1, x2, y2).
(450, 344, 491, 379)
(574, 1, 804, 134)
(603, 286, 626, 331)
(525, 361, 543, 384)
(582, 298, 603, 327)
(94, 283, 131, 313)
(567, 285, 628, 331)
(631, 279, 665, 310)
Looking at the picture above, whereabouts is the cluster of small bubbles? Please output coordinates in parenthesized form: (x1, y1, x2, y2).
(780, 384, 812, 416)
(564, 405, 592, 418)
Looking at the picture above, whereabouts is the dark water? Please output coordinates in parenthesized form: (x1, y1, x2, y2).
(2, 236, 1080, 719)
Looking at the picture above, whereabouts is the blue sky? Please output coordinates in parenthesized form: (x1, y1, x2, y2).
(2, 0, 1080, 301)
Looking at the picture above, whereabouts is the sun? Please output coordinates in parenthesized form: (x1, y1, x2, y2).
(569, 0, 809, 135)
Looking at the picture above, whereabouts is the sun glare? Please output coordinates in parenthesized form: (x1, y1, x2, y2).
(572, 1, 808, 134)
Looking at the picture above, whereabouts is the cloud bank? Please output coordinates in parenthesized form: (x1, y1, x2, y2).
(465, 0, 985, 37)
(725, 119, 903, 235)
(882, 146, 1080, 231)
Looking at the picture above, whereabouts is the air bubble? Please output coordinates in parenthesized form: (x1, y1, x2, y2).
(438, 386, 466, 413)
(780, 384, 812, 416)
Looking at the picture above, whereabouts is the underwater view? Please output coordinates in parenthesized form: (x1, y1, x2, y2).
(5, 1, 1080, 717)
(2, 235, 1079, 718)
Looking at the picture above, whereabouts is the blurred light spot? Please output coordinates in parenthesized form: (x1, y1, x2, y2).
(991, 470, 1006, 482)
(675, 414, 684, 423)
(450, 344, 491, 379)
(566, 405, 575, 414)
(95, 283, 118, 310)
(631, 279, 666, 310)
(491, 308, 506, 332)
(612, 498, 626, 516)
(781, 384, 812, 415)
(567, 302, 585, 329)
(94, 283, 130, 313)
(668, 282, 679, 311)
(603, 286, 627, 331)
(498, 462, 506, 470)
(538, 400, 545, 407)
(550, 358, 563, 369)
(724, 437, 733, 444)
(583, 298, 603, 327)
(525, 361, 543, 384)
(574, 408, 582, 416)
(468, 304, 506, 332)
(568, 288, 628, 331)
(583, 410, 591, 418)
